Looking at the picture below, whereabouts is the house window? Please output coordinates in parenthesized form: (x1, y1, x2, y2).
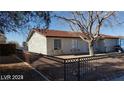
(72, 39, 78, 49)
(54, 39, 61, 50)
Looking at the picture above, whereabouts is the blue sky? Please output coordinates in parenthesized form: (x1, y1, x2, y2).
(5, 12, 124, 46)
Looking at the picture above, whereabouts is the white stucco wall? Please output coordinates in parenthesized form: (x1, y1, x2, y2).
(47, 37, 88, 55)
(104, 39, 119, 52)
(94, 40, 106, 52)
(27, 32, 119, 55)
(27, 32, 47, 54)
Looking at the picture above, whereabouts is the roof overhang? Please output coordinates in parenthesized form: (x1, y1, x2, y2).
(26, 29, 119, 42)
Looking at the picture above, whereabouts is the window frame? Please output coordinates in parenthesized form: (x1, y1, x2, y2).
(54, 39, 61, 50)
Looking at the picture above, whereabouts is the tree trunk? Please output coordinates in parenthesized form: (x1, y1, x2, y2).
(88, 41, 94, 56)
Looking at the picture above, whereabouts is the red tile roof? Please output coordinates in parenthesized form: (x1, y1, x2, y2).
(100, 34, 119, 39)
(35, 29, 83, 38)
(28, 29, 119, 40)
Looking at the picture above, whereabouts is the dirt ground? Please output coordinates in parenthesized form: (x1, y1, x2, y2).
(0, 55, 48, 81)
(1, 53, 124, 81)
(81, 56, 124, 80)
(0, 55, 21, 64)
(30, 57, 64, 80)
(30, 54, 124, 81)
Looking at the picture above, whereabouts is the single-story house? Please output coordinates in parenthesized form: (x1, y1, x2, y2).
(0, 33, 6, 44)
(27, 29, 119, 56)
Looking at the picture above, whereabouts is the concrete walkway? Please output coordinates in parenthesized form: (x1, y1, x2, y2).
(56, 52, 120, 59)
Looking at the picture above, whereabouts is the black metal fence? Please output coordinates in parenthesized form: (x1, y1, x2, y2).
(63, 53, 124, 81)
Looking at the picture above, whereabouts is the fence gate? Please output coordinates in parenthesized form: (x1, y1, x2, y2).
(64, 54, 124, 81)
(64, 58, 98, 81)
(64, 59, 79, 80)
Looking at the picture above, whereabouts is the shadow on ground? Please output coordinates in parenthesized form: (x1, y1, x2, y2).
(2, 53, 124, 81)
(0, 55, 47, 81)
(30, 56, 64, 80)
(30, 54, 124, 81)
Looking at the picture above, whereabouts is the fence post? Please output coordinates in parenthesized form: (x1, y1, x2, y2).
(64, 59, 66, 81)
(77, 59, 80, 81)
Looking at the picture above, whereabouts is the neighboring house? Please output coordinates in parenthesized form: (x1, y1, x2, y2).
(0, 33, 6, 44)
(27, 29, 119, 55)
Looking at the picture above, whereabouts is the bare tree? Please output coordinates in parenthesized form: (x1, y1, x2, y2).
(55, 11, 116, 56)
